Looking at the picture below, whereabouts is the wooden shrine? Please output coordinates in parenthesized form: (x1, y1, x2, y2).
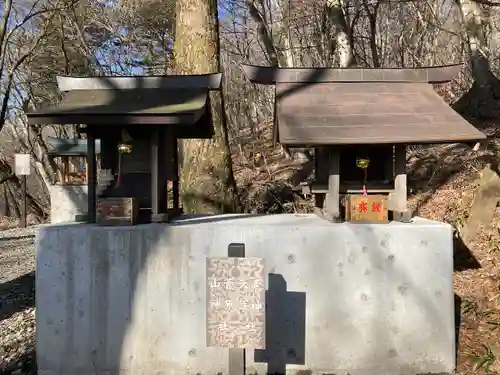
(27, 74, 222, 225)
(241, 64, 487, 222)
(46, 136, 101, 186)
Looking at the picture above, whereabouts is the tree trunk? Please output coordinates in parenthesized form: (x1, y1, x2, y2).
(455, 0, 500, 118)
(0, 157, 47, 220)
(267, 0, 294, 68)
(5, 183, 20, 218)
(0, 184, 9, 217)
(173, 0, 240, 213)
(324, 0, 354, 67)
(8, 176, 47, 219)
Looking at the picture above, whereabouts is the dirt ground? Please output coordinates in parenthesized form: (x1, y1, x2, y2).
(412, 170, 500, 375)
(0, 227, 36, 375)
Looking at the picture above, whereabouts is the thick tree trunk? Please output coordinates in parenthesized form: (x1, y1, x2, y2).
(455, 0, 500, 118)
(267, 0, 294, 68)
(324, 0, 354, 68)
(174, 0, 240, 213)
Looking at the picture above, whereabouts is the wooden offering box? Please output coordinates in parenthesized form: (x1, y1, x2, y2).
(97, 197, 139, 226)
(345, 195, 388, 223)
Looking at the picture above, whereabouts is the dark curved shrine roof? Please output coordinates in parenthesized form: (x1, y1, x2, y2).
(241, 64, 486, 146)
(26, 74, 222, 137)
(29, 88, 208, 125)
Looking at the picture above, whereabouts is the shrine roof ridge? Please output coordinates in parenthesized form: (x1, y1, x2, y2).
(56, 73, 222, 92)
(241, 63, 463, 85)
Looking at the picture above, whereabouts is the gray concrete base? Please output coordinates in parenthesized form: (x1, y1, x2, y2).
(35, 214, 455, 375)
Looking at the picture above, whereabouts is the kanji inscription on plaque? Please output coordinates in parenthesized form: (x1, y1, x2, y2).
(206, 257, 265, 349)
(345, 195, 388, 222)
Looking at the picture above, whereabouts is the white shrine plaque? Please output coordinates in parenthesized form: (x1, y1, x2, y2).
(14, 154, 30, 176)
(206, 257, 265, 349)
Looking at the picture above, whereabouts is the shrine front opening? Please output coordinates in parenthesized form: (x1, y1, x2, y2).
(45, 136, 101, 223)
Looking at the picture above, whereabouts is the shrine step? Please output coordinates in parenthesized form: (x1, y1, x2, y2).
(299, 181, 395, 195)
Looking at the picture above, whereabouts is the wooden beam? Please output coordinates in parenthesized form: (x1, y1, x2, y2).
(56, 73, 223, 91)
(87, 132, 97, 223)
(240, 63, 463, 84)
(227, 243, 246, 375)
(309, 181, 394, 194)
(20, 175, 26, 229)
(85, 160, 88, 184)
(151, 127, 160, 218)
(171, 135, 180, 211)
(313, 147, 325, 209)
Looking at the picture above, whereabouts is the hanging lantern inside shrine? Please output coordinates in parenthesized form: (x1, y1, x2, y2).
(117, 143, 132, 154)
(117, 129, 133, 154)
(356, 156, 370, 196)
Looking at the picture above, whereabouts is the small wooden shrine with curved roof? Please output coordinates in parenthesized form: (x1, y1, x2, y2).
(27, 73, 222, 224)
(241, 63, 487, 222)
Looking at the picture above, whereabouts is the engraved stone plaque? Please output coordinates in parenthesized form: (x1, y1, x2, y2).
(206, 257, 265, 349)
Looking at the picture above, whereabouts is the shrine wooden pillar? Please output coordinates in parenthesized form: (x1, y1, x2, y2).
(171, 135, 180, 211)
(316, 146, 340, 221)
(100, 136, 118, 172)
(86, 130, 97, 223)
(324, 146, 340, 221)
(313, 147, 324, 209)
(393, 144, 408, 221)
(151, 127, 168, 222)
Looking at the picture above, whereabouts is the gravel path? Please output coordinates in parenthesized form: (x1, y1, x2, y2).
(0, 227, 37, 375)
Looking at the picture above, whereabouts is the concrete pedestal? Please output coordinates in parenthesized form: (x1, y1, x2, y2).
(36, 214, 455, 375)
